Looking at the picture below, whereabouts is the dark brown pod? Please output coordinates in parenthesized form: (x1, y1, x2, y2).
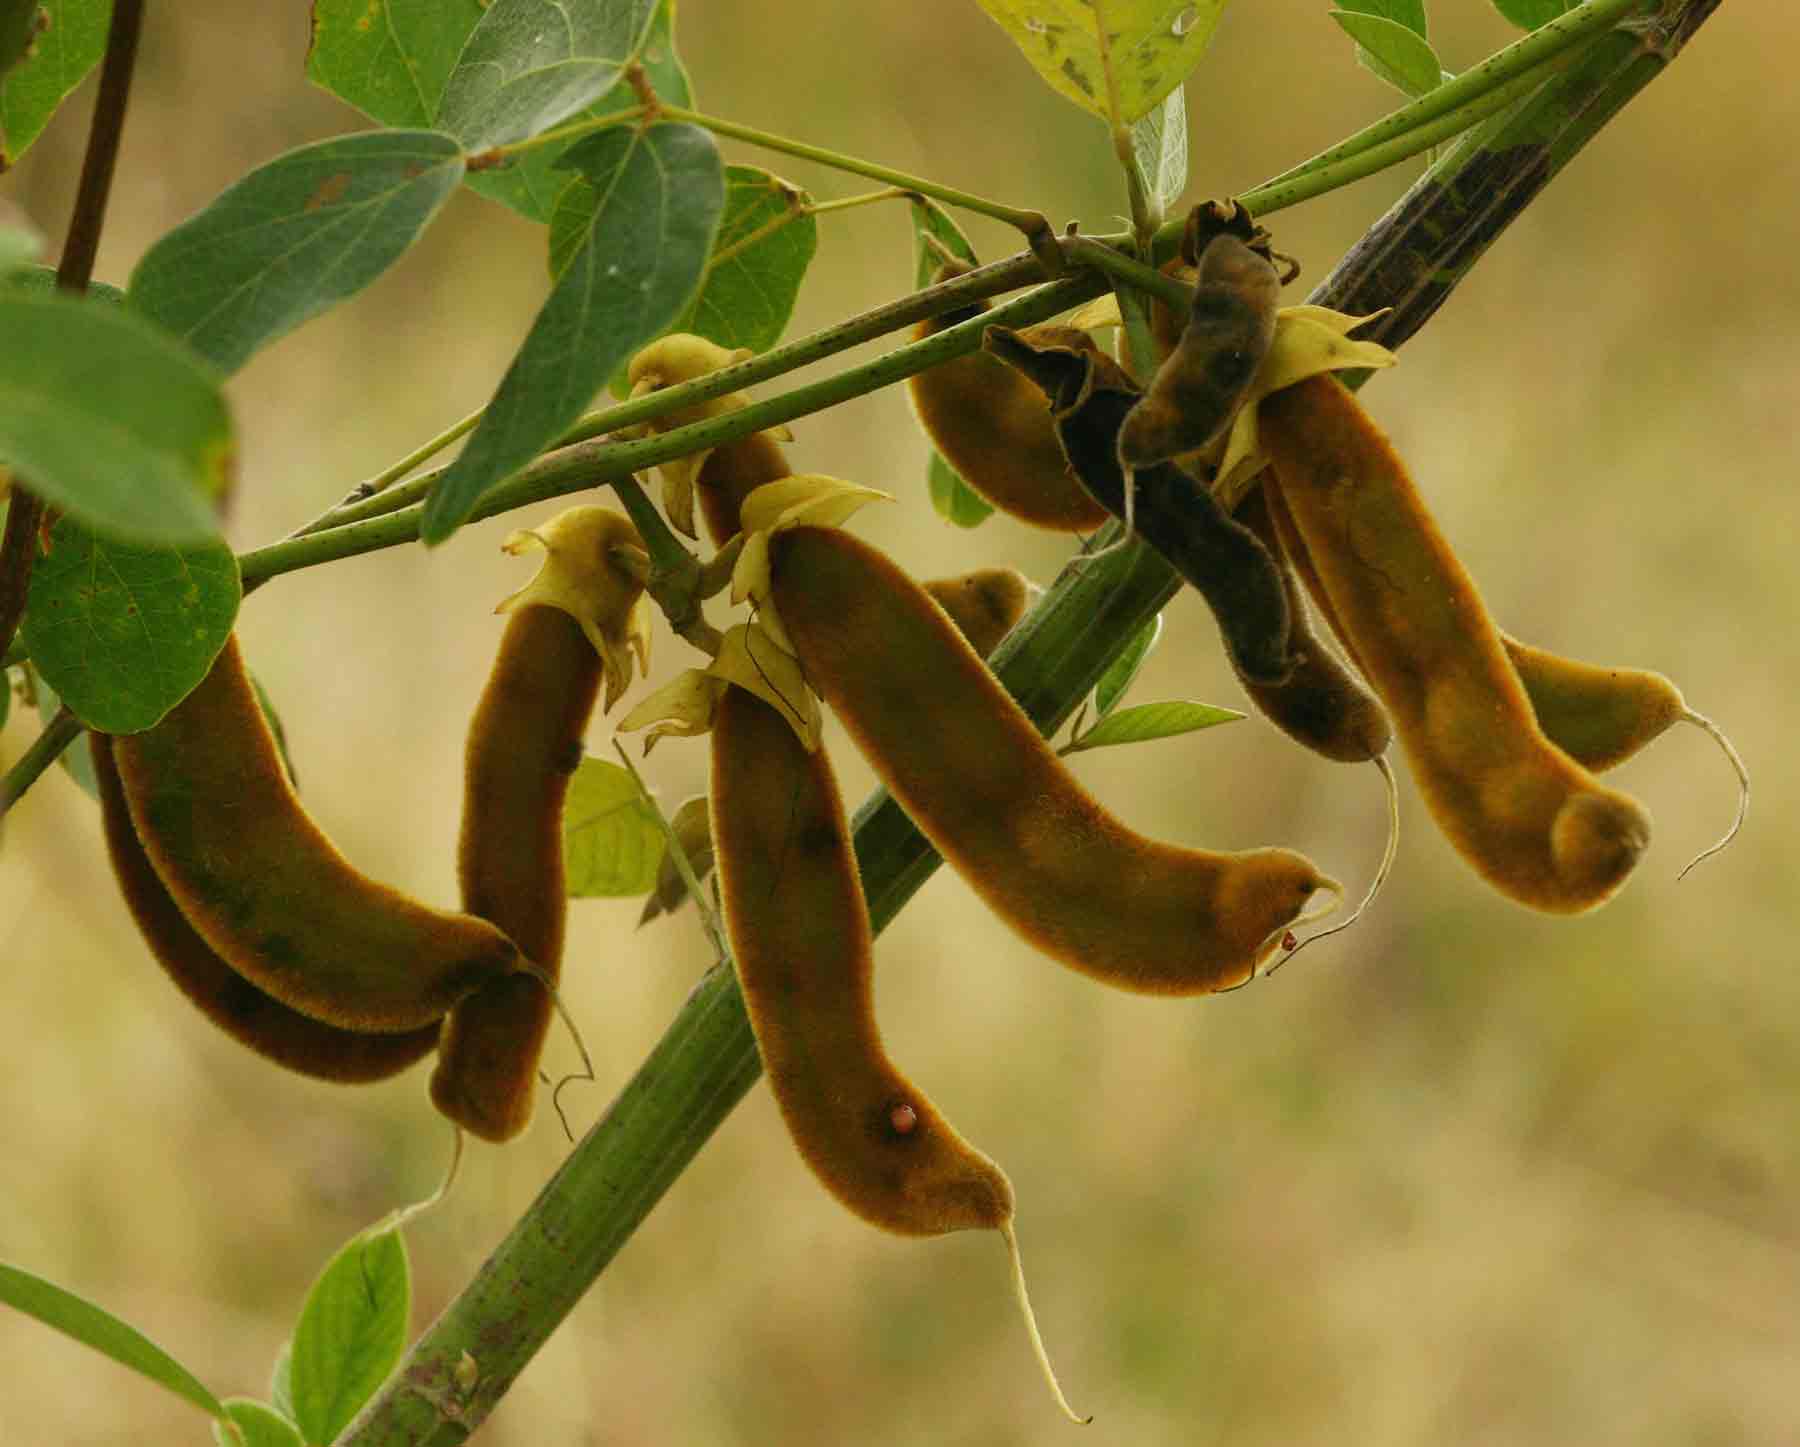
(94, 736, 440, 1083)
(984, 328, 1294, 685)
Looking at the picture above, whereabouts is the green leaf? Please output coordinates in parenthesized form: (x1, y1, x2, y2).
(0, 2, 46, 82)
(551, 163, 812, 359)
(0, 659, 10, 732)
(0, 294, 228, 543)
(28, 672, 97, 799)
(21, 516, 239, 733)
(212, 1399, 304, 1447)
(287, 1226, 410, 1447)
(1333, 0, 1427, 37)
(0, 1260, 227, 1420)
(925, 450, 994, 529)
(306, 0, 490, 128)
(1330, 11, 1444, 98)
(972, 0, 1229, 125)
(1094, 611, 1162, 718)
(128, 131, 465, 375)
(1065, 698, 1242, 752)
(909, 195, 977, 287)
(0, 200, 42, 276)
(1491, 0, 1577, 29)
(564, 756, 665, 897)
(1129, 86, 1188, 216)
(436, 0, 660, 151)
(670, 166, 815, 353)
(421, 121, 722, 544)
(469, 0, 690, 223)
(269, 1340, 295, 1424)
(0, 0, 108, 169)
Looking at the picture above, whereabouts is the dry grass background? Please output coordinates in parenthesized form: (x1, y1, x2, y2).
(3, 3, 1798, 1443)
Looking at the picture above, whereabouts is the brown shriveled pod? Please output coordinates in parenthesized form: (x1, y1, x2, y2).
(984, 329, 1295, 686)
(1259, 375, 1651, 914)
(1234, 488, 1390, 764)
(763, 523, 1337, 992)
(94, 736, 440, 1083)
(432, 506, 650, 1143)
(1116, 234, 1282, 469)
(711, 685, 1084, 1422)
(906, 257, 1111, 532)
(627, 333, 794, 545)
(922, 566, 1034, 659)
(111, 636, 525, 1031)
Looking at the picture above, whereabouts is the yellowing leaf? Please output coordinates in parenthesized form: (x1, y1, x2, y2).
(973, 0, 1231, 125)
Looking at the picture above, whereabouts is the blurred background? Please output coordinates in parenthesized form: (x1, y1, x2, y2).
(4, 2, 1797, 1442)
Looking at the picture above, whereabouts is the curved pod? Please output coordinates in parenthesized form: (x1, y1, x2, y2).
(430, 606, 602, 1141)
(95, 736, 439, 1082)
(712, 684, 1011, 1236)
(767, 525, 1334, 993)
(1259, 376, 1650, 912)
(112, 635, 524, 1031)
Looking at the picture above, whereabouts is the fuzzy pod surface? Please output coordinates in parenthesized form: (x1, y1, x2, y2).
(430, 606, 604, 1142)
(94, 736, 440, 1082)
(111, 635, 524, 1031)
(1260, 375, 1650, 913)
(906, 283, 1110, 532)
(768, 526, 1334, 993)
(712, 684, 1013, 1236)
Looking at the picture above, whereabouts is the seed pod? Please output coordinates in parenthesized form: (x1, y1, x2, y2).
(712, 685, 1086, 1421)
(1259, 375, 1651, 913)
(922, 567, 1033, 659)
(984, 327, 1294, 685)
(1116, 234, 1282, 468)
(433, 506, 649, 1141)
(765, 524, 1336, 992)
(906, 258, 1111, 532)
(111, 635, 524, 1031)
(94, 736, 440, 1082)
(638, 794, 715, 926)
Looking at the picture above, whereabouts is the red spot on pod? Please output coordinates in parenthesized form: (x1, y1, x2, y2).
(889, 1101, 919, 1136)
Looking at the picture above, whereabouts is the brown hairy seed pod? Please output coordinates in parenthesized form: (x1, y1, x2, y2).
(712, 685, 1086, 1421)
(1116, 234, 1282, 467)
(1261, 471, 1742, 872)
(111, 635, 525, 1031)
(905, 257, 1111, 532)
(984, 328, 1295, 685)
(1259, 375, 1651, 913)
(94, 736, 440, 1082)
(922, 566, 1033, 659)
(766, 525, 1337, 992)
(626, 333, 794, 546)
(433, 506, 651, 1142)
(712, 685, 1012, 1236)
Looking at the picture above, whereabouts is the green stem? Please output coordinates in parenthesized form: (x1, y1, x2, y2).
(1241, 53, 1565, 219)
(1257, 0, 1650, 196)
(307, 407, 487, 533)
(238, 273, 1104, 588)
(659, 104, 1055, 247)
(336, 7, 1722, 1440)
(0, 706, 80, 820)
(299, 249, 1073, 540)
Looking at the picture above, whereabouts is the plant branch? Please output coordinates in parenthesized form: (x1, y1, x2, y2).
(659, 104, 1058, 255)
(0, 0, 144, 663)
(335, 7, 1723, 1440)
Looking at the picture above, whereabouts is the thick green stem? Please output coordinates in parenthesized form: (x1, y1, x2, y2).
(335, 7, 1721, 1440)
